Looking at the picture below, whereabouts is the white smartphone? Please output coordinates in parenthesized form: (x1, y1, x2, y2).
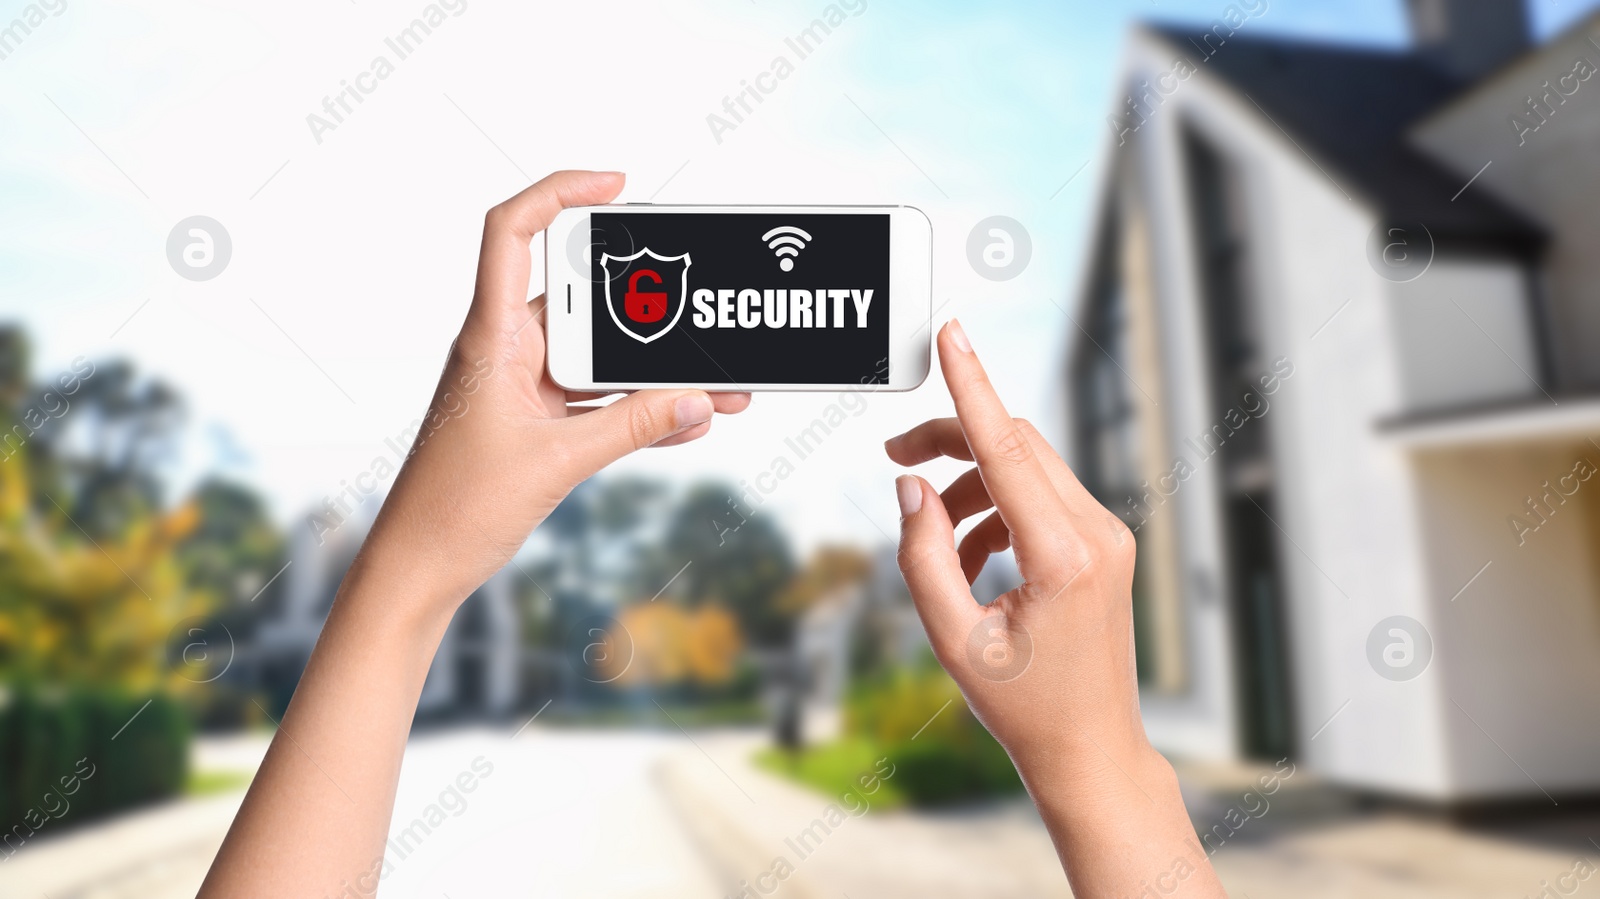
(544, 204, 932, 392)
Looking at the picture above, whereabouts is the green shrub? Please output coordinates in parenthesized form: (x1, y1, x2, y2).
(0, 686, 189, 840)
(840, 667, 1023, 807)
(885, 734, 1021, 806)
(845, 659, 965, 746)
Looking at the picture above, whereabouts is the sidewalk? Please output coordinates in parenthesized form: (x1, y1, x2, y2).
(656, 730, 1070, 899)
(0, 732, 269, 899)
(658, 732, 1600, 899)
(11, 727, 1592, 897)
(1175, 756, 1596, 898)
(0, 782, 248, 899)
(0, 726, 725, 899)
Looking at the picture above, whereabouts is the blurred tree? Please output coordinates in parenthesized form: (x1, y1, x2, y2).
(0, 329, 278, 692)
(591, 475, 672, 603)
(0, 327, 287, 819)
(657, 482, 795, 647)
(0, 325, 29, 407)
(181, 480, 285, 594)
(684, 604, 742, 684)
(518, 475, 798, 704)
(591, 475, 668, 535)
(604, 603, 689, 686)
(0, 446, 208, 689)
(16, 355, 182, 540)
(601, 601, 743, 688)
(776, 545, 873, 614)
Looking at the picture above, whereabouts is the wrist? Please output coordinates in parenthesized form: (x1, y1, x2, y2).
(336, 537, 470, 641)
(1022, 739, 1220, 896)
(1016, 736, 1176, 820)
(352, 471, 519, 617)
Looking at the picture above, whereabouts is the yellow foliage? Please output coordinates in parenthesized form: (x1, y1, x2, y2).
(610, 603, 689, 686)
(161, 500, 203, 542)
(685, 605, 742, 684)
(602, 602, 745, 688)
(847, 668, 969, 747)
(777, 545, 873, 614)
(0, 451, 215, 690)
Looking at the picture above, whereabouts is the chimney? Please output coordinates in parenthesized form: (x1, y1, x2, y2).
(1407, 0, 1531, 80)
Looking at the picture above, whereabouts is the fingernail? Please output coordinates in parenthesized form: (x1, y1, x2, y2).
(896, 475, 923, 517)
(948, 319, 973, 353)
(675, 394, 714, 429)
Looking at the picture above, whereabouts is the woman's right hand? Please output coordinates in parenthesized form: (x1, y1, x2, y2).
(885, 320, 1224, 897)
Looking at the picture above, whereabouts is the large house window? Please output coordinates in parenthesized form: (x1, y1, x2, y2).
(1078, 288, 1139, 504)
(1182, 123, 1296, 760)
(1072, 210, 1161, 686)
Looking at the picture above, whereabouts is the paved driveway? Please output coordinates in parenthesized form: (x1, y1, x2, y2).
(6, 725, 1594, 898)
(0, 726, 722, 898)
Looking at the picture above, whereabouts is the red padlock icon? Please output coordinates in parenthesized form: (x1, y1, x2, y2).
(624, 270, 668, 323)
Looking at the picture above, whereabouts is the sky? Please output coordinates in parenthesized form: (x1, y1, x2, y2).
(3, 0, 1598, 554)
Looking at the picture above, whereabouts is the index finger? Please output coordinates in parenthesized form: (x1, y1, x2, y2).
(473, 170, 625, 332)
(937, 320, 1075, 565)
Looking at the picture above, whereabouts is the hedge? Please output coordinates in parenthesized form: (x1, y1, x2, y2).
(844, 667, 1023, 807)
(0, 687, 188, 843)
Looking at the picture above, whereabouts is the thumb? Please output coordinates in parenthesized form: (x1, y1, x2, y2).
(472, 170, 624, 334)
(560, 390, 716, 480)
(895, 475, 981, 659)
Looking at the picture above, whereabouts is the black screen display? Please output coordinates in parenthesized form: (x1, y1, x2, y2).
(588, 212, 890, 385)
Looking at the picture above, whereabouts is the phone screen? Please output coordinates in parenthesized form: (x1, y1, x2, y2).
(587, 212, 890, 385)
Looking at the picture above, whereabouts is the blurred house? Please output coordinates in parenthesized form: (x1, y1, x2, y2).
(249, 510, 520, 717)
(794, 546, 1021, 708)
(1071, 0, 1600, 801)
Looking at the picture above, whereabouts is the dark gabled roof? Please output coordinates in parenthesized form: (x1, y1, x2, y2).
(1145, 24, 1544, 250)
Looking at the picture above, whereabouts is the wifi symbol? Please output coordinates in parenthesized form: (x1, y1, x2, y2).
(762, 225, 812, 272)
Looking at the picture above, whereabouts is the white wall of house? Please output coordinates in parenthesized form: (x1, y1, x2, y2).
(1406, 441, 1600, 798)
(1411, 10, 1600, 389)
(1388, 258, 1540, 412)
(1105, 28, 1462, 794)
(1076, 14, 1600, 798)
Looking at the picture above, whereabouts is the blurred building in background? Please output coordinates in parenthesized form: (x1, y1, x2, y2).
(249, 512, 521, 717)
(794, 545, 1015, 710)
(1071, 0, 1600, 801)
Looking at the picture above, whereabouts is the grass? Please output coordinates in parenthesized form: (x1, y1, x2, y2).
(185, 769, 253, 797)
(753, 736, 909, 810)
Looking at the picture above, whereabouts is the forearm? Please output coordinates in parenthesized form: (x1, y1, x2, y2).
(198, 553, 459, 898)
(889, 325, 1226, 897)
(1020, 744, 1223, 898)
(197, 170, 740, 895)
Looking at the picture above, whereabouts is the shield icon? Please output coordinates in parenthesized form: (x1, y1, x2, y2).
(601, 248, 693, 344)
